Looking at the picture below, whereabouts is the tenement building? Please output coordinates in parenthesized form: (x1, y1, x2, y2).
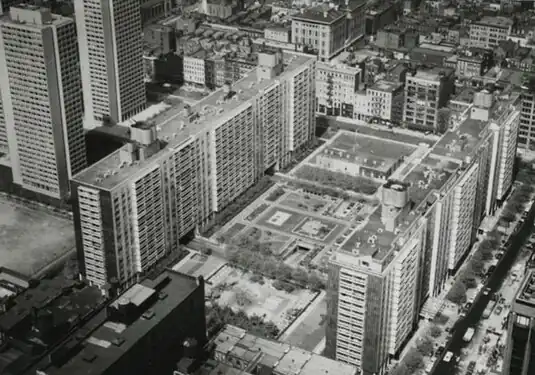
(71, 52, 316, 290)
(0, 5, 86, 201)
(325, 89, 520, 375)
(291, 0, 366, 61)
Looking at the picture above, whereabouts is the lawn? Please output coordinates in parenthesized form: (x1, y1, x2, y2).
(246, 203, 270, 221)
(283, 295, 327, 351)
(279, 192, 329, 213)
(0, 198, 75, 276)
(223, 223, 246, 238)
(294, 165, 380, 195)
(240, 226, 291, 255)
(207, 265, 316, 330)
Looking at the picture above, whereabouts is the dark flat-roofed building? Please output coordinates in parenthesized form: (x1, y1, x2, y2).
(0, 275, 105, 375)
(37, 270, 206, 375)
(503, 270, 535, 375)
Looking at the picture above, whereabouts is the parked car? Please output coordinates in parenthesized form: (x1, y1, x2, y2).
(487, 265, 496, 276)
(495, 305, 503, 315)
(495, 251, 504, 260)
(483, 287, 491, 296)
(436, 346, 445, 357)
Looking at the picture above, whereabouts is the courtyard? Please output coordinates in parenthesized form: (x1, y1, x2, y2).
(0, 196, 75, 276)
(207, 265, 318, 331)
(213, 183, 373, 268)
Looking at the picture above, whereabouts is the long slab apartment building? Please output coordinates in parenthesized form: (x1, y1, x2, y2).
(71, 52, 316, 289)
(325, 90, 520, 375)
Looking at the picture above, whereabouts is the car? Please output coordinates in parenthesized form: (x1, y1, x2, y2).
(436, 346, 445, 357)
(495, 305, 503, 315)
(483, 287, 491, 296)
(495, 251, 504, 260)
(487, 265, 496, 275)
(464, 302, 473, 311)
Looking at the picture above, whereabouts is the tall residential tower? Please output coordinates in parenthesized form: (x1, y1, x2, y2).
(71, 52, 316, 290)
(0, 5, 86, 200)
(325, 91, 520, 375)
(75, 0, 146, 129)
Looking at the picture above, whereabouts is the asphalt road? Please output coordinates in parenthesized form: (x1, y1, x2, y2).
(432, 210, 535, 375)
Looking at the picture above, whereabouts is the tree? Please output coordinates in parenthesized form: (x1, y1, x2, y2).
(460, 268, 478, 289)
(235, 290, 252, 307)
(437, 108, 452, 132)
(447, 281, 467, 305)
(404, 348, 425, 372)
(390, 363, 410, 375)
(429, 325, 443, 338)
(470, 253, 486, 275)
(416, 336, 435, 356)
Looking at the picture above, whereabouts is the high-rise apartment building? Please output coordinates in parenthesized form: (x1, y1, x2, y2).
(503, 270, 535, 375)
(75, 0, 146, 129)
(71, 52, 316, 289)
(325, 91, 520, 375)
(517, 86, 535, 151)
(403, 67, 454, 133)
(291, 0, 366, 62)
(0, 5, 86, 200)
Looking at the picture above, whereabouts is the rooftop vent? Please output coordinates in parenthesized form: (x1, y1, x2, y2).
(112, 337, 125, 347)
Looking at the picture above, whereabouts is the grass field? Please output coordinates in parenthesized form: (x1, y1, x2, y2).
(0, 198, 75, 276)
(208, 265, 316, 330)
(279, 192, 329, 213)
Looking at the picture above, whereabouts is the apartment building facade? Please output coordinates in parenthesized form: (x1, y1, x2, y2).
(326, 94, 520, 375)
(518, 87, 535, 151)
(75, 0, 146, 129)
(469, 16, 513, 49)
(316, 61, 361, 117)
(291, 0, 366, 61)
(367, 80, 404, 122)
(72, 53, 316, 289)
(0, 5, 86, 200)
(403, 68, 454, 133)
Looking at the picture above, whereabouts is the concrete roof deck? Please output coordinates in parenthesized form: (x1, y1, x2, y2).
(474, 16, 513, 28)
(516, 270, 535, 308)
(328, 131, 416, 166)
(291, 0, 365, 24)
(73, 53, 313, 190)
(339, 155, 457, 262)
(213, 325, 357, 375)
(431, 118, 489, 161)
(370, 79, 403, 93)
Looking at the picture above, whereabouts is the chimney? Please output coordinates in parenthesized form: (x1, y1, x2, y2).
(324, 10, 328, 18)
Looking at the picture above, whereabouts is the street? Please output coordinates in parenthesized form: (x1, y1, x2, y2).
(432, 206, 535, 375)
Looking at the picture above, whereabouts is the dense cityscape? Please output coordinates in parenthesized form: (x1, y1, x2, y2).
(0, 0, 535, 375)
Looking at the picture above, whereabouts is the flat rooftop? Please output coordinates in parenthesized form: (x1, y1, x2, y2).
(474, 16, 513, 28)
(73, 53, 314, 190)
(292, 0, 365, 24)
(213, 325, 358, 375)
(339, 155, 458, 262)
(45, 270, 201, 375)
(0, 196, 75, 276)
(409, 66, 452, 81)
(452, 87, 477, 104)
(370, 79, 402, 93)
(515, 270, 535, 309)
(324, 131, 415, 173)
(431, 118, 489, 161)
